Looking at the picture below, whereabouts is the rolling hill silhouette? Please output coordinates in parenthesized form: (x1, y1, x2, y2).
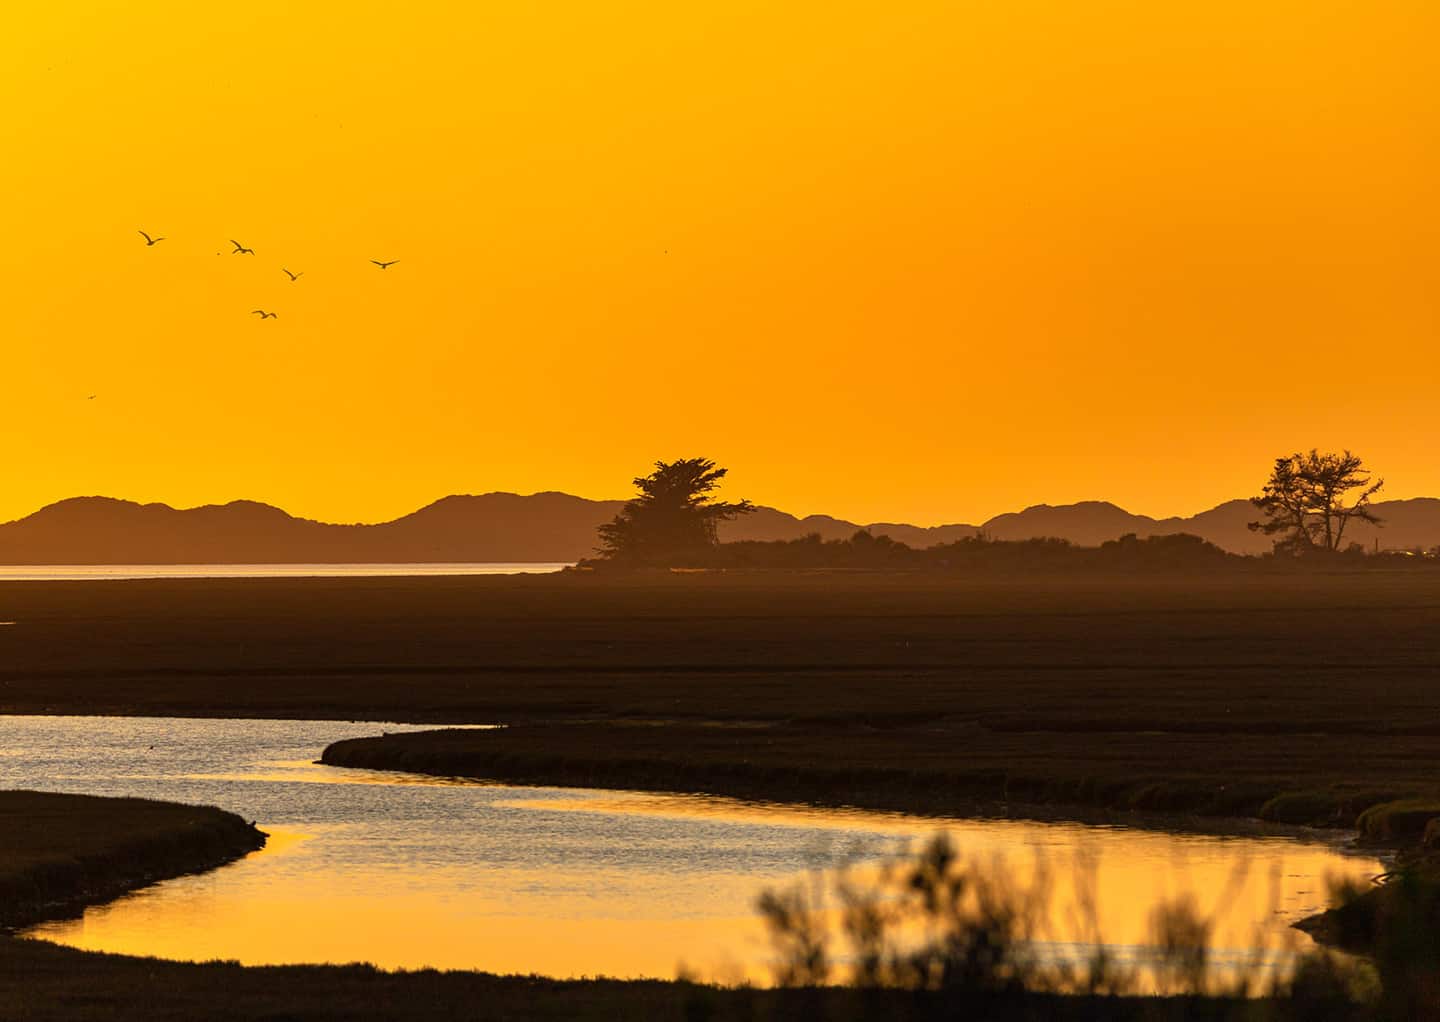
(1, 493, 1437, 564)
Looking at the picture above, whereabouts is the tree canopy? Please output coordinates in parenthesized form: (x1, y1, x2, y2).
(1249, 449, 1383, 555)
(597, 458, 755, 565)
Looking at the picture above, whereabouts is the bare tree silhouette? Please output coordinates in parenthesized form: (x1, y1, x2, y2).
(1249, 450, 1383, 554)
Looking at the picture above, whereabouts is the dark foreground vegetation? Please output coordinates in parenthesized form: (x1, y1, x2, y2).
(748, 834, 1426, 1019)
(2, 938, 1356, 1022)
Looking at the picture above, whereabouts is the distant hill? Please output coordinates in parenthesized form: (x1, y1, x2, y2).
(730, 507, 980, 548)
(980, 498, 1440, 556)
(0, 492, 1436, 564)
(981, 500, 1266, 552)
(0, 493, 626, 565)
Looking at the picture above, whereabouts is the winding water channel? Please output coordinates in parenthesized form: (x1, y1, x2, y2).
(3, 716, 1381, 984)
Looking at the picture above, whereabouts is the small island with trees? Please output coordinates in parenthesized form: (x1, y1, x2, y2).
(582, 449, 1416, 574)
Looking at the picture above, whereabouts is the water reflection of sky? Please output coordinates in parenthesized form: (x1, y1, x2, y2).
(0, 563, 569, 581)
(2, 715, 1383, 983)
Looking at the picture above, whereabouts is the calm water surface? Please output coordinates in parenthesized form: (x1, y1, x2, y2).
(2, 716, 1381, 983)
(0, 563, 570, 581)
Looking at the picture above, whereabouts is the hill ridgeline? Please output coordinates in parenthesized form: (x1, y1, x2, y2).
(1, 492, 1437, 564)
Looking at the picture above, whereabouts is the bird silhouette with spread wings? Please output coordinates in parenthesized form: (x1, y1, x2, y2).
(231, 240, 256, 255)
(283, 268, 303, 282)
(251, 310, 277, 319)
(138, 230, 165, 246)
(371, 259, 399, 270)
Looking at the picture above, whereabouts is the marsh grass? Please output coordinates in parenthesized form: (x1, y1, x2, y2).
(1300, 860, 1440, 1018)
(1357, 801, 1440, 844)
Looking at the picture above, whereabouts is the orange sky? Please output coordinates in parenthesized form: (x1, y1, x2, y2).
(4, 1, 1437, 526)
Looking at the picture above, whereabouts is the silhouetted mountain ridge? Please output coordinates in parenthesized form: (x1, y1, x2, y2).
(1, 492, 1436, 563)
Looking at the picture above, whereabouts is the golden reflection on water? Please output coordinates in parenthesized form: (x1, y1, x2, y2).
(508, 790, 1377, 960)
(26, 789, 1380, 986)
(43, 898, 768, 981)
(185, 761, 505, 787)
(32, 827, 772, 979)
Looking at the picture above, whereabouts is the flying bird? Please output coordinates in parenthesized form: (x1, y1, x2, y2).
(231, 240, 255, 255)
(371, 259, 398, 270)
(251, 310, 277, 319)
(282, 268, 303, 282)
(138, 230, 165, 246)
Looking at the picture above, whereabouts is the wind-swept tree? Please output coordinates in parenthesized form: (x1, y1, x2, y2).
(597, 458, 756, 565)
(1249, 449, 1384, 554)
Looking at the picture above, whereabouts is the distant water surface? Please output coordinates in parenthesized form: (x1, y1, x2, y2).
(0, 563, 571, 581)
(2, 716, 1382, 986)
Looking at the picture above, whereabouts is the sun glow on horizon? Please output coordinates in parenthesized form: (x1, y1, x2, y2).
(4, 1, 1437, 526)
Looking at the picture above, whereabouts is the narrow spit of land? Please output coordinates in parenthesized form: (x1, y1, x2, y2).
(320, 717, 1440, 834)
(0, 792, 1308, 1020)
(0, 790, 264, 931)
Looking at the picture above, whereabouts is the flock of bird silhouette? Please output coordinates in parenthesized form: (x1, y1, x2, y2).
(137, 229, 398, 321)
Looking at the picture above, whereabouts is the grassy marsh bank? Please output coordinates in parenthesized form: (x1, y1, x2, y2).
(320, 720, 1439, 836)
(0, 790, 264, 931)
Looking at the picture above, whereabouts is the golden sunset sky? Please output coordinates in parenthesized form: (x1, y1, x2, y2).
(4, 1, 1436, 526)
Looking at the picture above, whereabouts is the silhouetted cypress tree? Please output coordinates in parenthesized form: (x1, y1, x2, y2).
(597, 458, 755, 565)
